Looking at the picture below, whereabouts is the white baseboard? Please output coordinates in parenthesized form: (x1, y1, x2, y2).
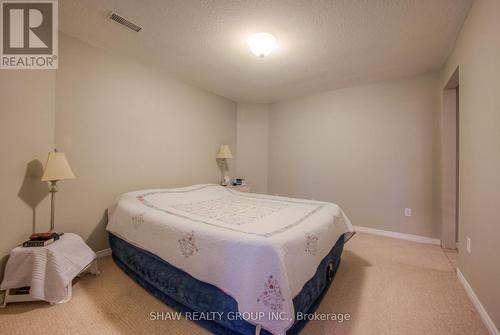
(457, 268, 499, 335)
(96, 248, 112, 258)
(353, 225, 441, 245)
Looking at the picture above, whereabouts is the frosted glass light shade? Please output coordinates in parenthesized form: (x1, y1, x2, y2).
(41, 151, 76, 181)
(216, 145, 233, 159)
(248, 32, 277, 57)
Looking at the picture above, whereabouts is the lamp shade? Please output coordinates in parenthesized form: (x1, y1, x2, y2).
(216, 145, 233, 159)
(41, 151, 76, 181)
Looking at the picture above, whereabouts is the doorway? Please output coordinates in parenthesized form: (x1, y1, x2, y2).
(441, 68, 459, 250)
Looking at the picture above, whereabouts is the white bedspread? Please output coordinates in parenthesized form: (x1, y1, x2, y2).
(106, 184, 353, 334)
(0, 233, 96, 303)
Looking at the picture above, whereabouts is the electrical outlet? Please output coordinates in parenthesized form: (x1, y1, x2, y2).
(467, 237, 471, 254)
(404, 208, 412, 217)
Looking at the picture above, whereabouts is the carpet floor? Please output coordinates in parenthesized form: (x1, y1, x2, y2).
(0, 233, 488, 335)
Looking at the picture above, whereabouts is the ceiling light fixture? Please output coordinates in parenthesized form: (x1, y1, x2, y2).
(248, 32, 277, 58)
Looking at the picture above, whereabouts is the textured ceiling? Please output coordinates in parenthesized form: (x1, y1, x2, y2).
(59, 0, 472, 103)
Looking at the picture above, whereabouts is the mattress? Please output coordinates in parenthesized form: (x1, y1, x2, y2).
(107, 184, 353, 335)
(109, 232, 345, 335)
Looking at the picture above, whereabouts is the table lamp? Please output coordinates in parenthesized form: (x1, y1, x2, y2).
(41, 150, 76, 232)
(216, 144, 233, 186)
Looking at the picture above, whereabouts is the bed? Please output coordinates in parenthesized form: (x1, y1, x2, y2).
(107, 184, 354, 335)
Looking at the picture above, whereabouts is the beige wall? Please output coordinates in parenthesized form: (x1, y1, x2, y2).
(236, 103, 269, 193)
(0, 71, 55, 282)
(268, 73, 441, 238)
(440, 0, 500, 330)
(54, 34, 236, 251)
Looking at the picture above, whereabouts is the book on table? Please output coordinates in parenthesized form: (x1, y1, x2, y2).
(22, 238, 56, 247)
(29, 231, 61, 241)
(22, 232, 61, 247)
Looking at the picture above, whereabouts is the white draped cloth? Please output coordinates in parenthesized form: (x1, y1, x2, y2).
(1, 233, 96, 303)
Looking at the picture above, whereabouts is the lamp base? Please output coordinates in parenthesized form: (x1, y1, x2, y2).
(220, 175, 230, 186)
(49, 181, 58, 232)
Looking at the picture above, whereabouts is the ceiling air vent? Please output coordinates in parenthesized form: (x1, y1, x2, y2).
(109, 12, 142, 32)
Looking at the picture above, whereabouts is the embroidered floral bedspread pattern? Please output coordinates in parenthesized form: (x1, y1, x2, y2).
(257, 275, 286, 312)
(178, 231, 199, 258)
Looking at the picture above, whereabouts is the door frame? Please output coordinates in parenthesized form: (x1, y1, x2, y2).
(441, 68, 459, 249)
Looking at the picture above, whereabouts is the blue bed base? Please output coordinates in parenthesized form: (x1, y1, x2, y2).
(109, 233, 345, 335)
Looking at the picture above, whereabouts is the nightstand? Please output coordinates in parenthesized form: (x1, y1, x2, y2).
(0, 233, 98, 307)
(226, 184, 251, 193)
